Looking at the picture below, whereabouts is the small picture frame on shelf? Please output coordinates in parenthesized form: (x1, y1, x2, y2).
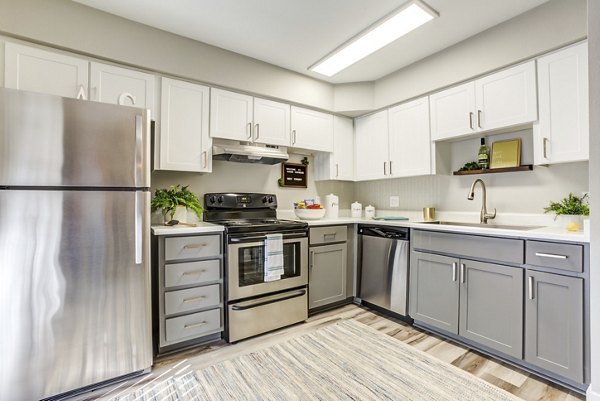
(490, 139, 521, 169)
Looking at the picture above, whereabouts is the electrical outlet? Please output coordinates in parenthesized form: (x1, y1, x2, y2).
(389, 196, 400, 208)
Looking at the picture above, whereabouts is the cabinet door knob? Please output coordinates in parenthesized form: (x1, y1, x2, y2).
(460, 263, 466, 283)
(76, 85, 87, 100)
(528, 276, 534, 300)
(469, 112, 474, 130)
(477, 110, 482, 129)
(247, 122, 252, 139)
(452, 262, 457, 282)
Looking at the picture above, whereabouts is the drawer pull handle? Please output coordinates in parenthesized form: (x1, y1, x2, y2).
(323, 233, 337, 239)
(182, 269, 207, 276)
(183, 295, 206, 303)
(535, 252, 568, 260)
(184, 321, 207, 329)
(184, 243, 207, 249)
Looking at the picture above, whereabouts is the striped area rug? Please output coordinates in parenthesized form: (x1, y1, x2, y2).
(110, 320, 521, 401)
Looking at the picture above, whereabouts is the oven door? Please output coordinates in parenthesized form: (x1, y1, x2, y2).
(227, 233, 308, 301)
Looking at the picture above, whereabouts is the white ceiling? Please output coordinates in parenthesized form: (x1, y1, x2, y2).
(73, 0, 548, 84)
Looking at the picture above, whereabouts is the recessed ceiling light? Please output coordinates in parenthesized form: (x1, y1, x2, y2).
(309, 0, 438, 77)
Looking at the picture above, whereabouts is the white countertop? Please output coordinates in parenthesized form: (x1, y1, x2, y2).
(151, 212, 588, 243)
(151, 222, 225, 236)
(277, 210, 589, 243)
(302, 217, 587, 243)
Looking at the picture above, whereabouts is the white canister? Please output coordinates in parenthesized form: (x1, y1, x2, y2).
(325, 193, 339, 219)
(365, 205, 375, 219)
(351, 201, 362, 218)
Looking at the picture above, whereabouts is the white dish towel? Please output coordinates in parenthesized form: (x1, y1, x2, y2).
(264, 233, 284, 282)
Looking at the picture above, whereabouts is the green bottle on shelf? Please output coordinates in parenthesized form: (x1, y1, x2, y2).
(478, 138, 489, 169)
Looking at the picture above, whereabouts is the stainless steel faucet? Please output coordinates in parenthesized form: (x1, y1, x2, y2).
(467, 179, 497, 224)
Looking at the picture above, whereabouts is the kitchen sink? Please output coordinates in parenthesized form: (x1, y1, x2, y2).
(418, 221, 544, 231)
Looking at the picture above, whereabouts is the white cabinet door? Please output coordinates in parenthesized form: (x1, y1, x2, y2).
(475, 61, 537, 132)
(354, 110, 389, 181)
(534, 42, 588, 165)
(4, 42, 89, 99)
(159, 78, 211, 172)
(388, 97, 431, 178)
(90, 62, 155, 116)
(429, 82, 476, 141)
(314, 116, 354, 181)
(210, 88, 253, 141)
(333, 116, 354, 180)
(253, 97, 290, 146)
(290, 106, 334, 152)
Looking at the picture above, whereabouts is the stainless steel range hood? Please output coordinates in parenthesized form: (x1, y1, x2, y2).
(213, 139, 288, 165)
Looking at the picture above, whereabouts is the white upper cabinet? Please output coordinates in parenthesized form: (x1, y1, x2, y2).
(429, 82, 476, 141)
(90, 62, 156, 116)
(4, 42, 89, 99)
(355, 110, 389, 181)
(534, 42, 588, 165)
(210, 88, 289, 146)
(388, 97, 431, 178)
(158, 77, 211, 172)
(210, 88, 253, 141)
(314, 116, 354, 181)
(290, 106, 334, 152)
(252, 97, 290, 146)
(475, 61, 537, 132)
(430, 61, 537, 141)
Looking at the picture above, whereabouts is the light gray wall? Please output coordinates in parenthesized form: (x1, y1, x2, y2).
(0, 0, 334, 110)
(151, 154, 355, 213)
(355, 161, 589, 215)
(373, 0, 587, 110)
(587, 0, 600, 399)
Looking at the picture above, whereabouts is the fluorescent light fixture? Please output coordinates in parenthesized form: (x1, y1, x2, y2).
(309, 0, 437, 77)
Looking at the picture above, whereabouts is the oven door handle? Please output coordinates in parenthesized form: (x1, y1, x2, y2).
(230, 289, 306, 311)
(229, 233, 306, 243)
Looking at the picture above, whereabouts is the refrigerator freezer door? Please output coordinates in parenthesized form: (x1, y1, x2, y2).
(0, 87, 150, 188)
(0, 189, 152, 401)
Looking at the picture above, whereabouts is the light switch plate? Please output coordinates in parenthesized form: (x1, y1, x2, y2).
(390, 196, 400, 208)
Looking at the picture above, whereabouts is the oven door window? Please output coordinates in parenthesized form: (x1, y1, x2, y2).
(238, 241, 301, 287)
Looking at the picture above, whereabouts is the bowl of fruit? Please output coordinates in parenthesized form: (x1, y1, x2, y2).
(294, 200, 326, 220)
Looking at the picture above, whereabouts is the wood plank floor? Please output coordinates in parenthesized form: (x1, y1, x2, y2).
(86, 304, 585, 401)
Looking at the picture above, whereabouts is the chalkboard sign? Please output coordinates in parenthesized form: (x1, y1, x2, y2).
(281, 162, 307, 188)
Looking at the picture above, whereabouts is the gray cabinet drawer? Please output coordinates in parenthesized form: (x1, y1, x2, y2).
(526, 241, 583, 273)
(165, 308, 222, 343)
(165, 235, 221, 261)
(310, 225, 347, 245)
(165, 284, 221, 316)
(165, 259, 221, 288)
(412, 230, 523, 264)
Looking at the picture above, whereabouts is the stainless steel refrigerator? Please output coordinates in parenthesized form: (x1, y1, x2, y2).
(0, 88, 152, 401)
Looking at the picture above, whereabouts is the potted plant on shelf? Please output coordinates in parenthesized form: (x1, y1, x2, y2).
(544, 193, 589, 232)
(151, 185, 203, 224)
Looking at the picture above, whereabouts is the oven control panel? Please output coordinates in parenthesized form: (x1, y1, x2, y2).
(204, 193, 277, 209)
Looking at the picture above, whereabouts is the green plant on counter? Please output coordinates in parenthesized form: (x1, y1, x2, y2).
(544, 193, 589, 217)
(151, 185, 203, 220)
(301, 157, 309, 166)
(458, 161, 481, 171)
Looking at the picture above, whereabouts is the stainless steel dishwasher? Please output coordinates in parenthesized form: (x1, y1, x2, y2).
(358, 225, 410, 317)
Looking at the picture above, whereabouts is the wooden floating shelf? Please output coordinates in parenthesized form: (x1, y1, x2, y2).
(453, 165, 533, 176)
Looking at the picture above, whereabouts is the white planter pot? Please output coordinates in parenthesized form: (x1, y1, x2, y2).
(163, 206, 188, 223)
(557, 214, 582, 232)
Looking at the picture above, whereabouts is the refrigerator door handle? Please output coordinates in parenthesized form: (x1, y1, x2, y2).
(135, 114, 143, 187)
(135, 191, 143, 264)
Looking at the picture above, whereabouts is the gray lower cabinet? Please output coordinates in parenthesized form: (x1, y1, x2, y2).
(154, 233, 224, 354)
(409, 252, 459, 333)
(525, 270, 584, 382)
(460, 260, 523, 359)
(309, 226, 348, 310)
(410, 252, 523, 358)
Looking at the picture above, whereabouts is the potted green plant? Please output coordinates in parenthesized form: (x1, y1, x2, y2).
(544, 193, 589, 231)
(151, 185, 203, 223)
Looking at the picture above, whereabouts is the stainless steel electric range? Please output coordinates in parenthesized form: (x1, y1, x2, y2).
(204, 193, 308, 342)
